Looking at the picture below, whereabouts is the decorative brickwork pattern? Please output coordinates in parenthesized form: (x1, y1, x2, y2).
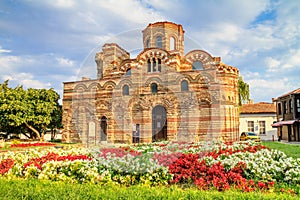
(62, 22, 239, 145)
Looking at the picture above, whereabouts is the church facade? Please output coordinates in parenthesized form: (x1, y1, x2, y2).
(62, 21, 240, 145)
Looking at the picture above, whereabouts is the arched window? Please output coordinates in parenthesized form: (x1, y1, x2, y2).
(192, 61, 203, 70)
(146, 39, 150, 48)
(100, 116, 107, 141)
(157, 58, 161, 72)
(122, 85, 129, 96)
(181, 80, 189, 91)
(147, 58, 161, 72)
(125, 69, 131, 76)
(152, 58, 156, 72)
(170, 37, 175, 50)
(156, 36, 162, 48)
(151, 83, 158, 94)
(147, 59, 151, 72)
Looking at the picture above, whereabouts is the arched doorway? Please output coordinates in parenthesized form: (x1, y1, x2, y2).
(100, 116, 107, 141)
(152, 105, 167, 142)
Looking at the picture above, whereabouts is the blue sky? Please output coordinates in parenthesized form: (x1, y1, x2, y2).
(0, 0, 299, 103)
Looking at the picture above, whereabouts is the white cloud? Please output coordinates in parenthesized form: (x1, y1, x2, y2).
(282, 49, 300, 70)
(0, 54, 77, 73)
(206, 23, 241, 43)
(276, 0, 300, 27)
(264, 49, 300, 74)
(247, 77, 294, 102)
(20, 79, 52, 89)
(265, 57, 280, 72)
(56, 57, 75, 67)
(77, 12, 98, 25)
(144, 0, 270, 26)
(0, 55, 26, 72)
(241, 71, 261, 80)
(53, 0, 75, 8)
(0, 46, 11, 53)
(2, 73, 51, 89)
(34, 0, 75, 8)
(0, 53, 79, 97)
(94, 0, 164, 25)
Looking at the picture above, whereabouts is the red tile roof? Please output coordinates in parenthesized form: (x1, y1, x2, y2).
(240, 102, 276, 114)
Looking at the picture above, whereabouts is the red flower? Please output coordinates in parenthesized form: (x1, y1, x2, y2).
(268, 181, 275, 187)
(23, 152, 92, 170)
(153, 152, 182, 167)
(257, 181, 267, 189)
(10, 142, 56, 148)
(0, 158, 14, 175)
(100, 148, 140, 158)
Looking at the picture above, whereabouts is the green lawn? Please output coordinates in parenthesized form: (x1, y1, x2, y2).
(0, 179, 298, 200)
(262, 141, 300, 159)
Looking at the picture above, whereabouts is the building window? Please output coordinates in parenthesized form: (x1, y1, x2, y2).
(147, 59, 151, 72)
(147, 58, 161, 72)
(297, 99, 300, 112)
(278, 103, 282, 115)
(132, 124, 140, 143)
(283, 101, 287, 114)
(259, 121, 266, 134)
(289, 99, 293, 113)
(192, 61, 203, 70)
(158, 58, 161, 72)
(181, 80, 189, 91)
(122, 85, 129, 96)
(170, 37, 175, 50)
(152, 58, 156, 72)
(247, 121, 254, 132)
(146, 39, 150, 48)
(100, 116, 107, 141)
(156, 36, 162, 48)
(125, 69, 131, 76)
(151, 83, 158, 94)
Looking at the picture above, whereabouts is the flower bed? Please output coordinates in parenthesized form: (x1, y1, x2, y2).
(0, 140, 299, 192)
(10, 142, 56, 148)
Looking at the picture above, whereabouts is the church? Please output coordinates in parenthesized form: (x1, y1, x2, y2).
(62, 21, 240, 145)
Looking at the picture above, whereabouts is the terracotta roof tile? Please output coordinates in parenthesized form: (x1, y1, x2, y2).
(240, 102, 276, 114)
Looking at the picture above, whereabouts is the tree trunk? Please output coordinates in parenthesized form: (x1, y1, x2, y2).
(41, 126, 48, 141)
(51, 129, 56, 141)
(41, 131, 45, 141)
(25, 123, 41, 141)
(21, 132, 30, 139)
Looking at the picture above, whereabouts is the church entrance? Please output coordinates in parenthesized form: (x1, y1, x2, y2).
(100, 116, 107, 141)
(152, 105, 167, 142)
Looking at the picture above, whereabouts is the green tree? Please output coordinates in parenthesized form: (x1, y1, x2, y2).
(0, 80, 61, 140)
(48, 104, 63, 141)
(238, 76, 250, 106)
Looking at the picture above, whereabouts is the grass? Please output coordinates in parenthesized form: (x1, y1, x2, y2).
(261, 141, 300, 159)
(0, 179, 298, 200)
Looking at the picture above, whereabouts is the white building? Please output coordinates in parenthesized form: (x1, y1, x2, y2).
(239, 102, 277, 141)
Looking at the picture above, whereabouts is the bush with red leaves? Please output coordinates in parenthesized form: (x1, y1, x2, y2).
(169, 153, 274, 192)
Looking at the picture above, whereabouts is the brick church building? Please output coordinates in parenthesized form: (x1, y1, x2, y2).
(62, 21, 240, 145)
